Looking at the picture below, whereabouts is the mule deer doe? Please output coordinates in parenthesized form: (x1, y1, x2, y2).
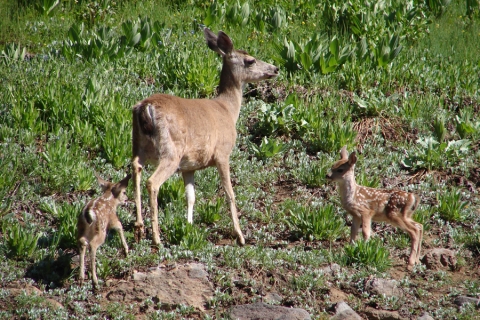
(77, 174, 130, 288)
(131, 28, 279, 245)
(326, 146, 423, 268)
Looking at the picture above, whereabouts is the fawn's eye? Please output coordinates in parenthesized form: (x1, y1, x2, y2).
(336, 169, 343, 173)
(245, 58, 256, 66)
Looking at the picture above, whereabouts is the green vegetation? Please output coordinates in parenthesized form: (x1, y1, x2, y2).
(0, 0, 479, 318)
(342, 238, 392, 272)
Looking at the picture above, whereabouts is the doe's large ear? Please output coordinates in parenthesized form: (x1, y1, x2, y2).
(216, 31, 233, 55)
(348, 151, 357, 165)
(339, 145, 348, 160)
(204, 28, 223, 55)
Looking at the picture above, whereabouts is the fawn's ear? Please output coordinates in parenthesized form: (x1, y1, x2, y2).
(348, 151, 357, 165)
(95, 173, 112, 192)
(112, 175, 130, 198)
(118, 174, 131, 189)
(340, 146, 348, 160)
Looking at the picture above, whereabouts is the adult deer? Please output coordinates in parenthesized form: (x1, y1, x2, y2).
(132, 28, 279, 245)
(326, 146, 423, 268)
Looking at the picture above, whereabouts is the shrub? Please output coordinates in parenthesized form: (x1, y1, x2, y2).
(197, 198, 223, 225)
(403, 137, 471, 171)
(248, 136, 286, 161)
(342, 237, 392, 271)
(287, 204, 347, 241)
(162, 214, 207, 251)
(1, 215, 41, 260)
(41, 200, 83, 250)
(437, 188, 468, 222)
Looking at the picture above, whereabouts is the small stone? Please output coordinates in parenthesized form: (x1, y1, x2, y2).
(263, 292, 283, 304)
(320, 264, 341, 276)
(188, 263, 209, 279)
(365, 278, 403, 298)
(132, 272, 147, 281)
(364, 307, 405, 320)
(330, 301, 362, 320)
(417, 312, 434, 320)
(421, 248, 457, 271)
(229, 302, 311, 320)
(454, 295, 480, 309)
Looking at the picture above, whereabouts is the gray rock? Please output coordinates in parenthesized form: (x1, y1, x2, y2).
(319, 264, 341, 276)
(364, 307, 406, 320)
(229, 302, 311, 320)
(421, 248, 457, 270)
(365, 278, 403, 298)
(106, 263, 214, 311)
(263, 292, 283, 304)
(188, 263, 209, 279)
(417, 312, 434, 320)
(330, 301, 362, 320)
(454, 295, 480, 309)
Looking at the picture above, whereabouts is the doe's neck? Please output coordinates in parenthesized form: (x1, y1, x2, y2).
(215, 64, 244, 123)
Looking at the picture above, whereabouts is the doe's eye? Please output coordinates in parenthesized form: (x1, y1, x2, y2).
(245, 58, 256, 66)
(336, 169, 344, 173)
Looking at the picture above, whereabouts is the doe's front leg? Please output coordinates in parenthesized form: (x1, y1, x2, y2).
(132, 157, 145, 242)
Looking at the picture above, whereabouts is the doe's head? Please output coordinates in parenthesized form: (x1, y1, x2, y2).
(203, 28, 279, 83)
(326, 146, 357, 182)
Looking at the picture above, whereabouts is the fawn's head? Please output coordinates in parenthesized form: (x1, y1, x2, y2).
(326, 146, 357, 182)
(96, 174, 131, 204)
(203, 28, 279, 84)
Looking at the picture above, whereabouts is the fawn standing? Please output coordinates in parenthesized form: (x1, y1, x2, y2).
(326, 146, 423, 267)
(131, 28, 279, 245)
(77, 174, 130, 288)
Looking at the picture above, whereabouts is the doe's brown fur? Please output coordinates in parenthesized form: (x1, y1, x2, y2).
(131, 28, 279, 245)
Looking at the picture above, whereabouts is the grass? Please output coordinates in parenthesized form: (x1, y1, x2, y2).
(0, 0, 479, 318)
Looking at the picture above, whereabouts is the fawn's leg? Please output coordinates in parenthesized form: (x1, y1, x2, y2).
(216, 160, 245, 246)
(89, 243, 99, 288)
(361, 214, 373, 240)
(389, 210, 421, 267)
(402, 196, 423, 266)
(111, 219, 129, 255)
(183, 171, 195, 224)
(350, 216, 362, 242)
(78, 239, 87, 283)
(414, 221, 423, 264)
